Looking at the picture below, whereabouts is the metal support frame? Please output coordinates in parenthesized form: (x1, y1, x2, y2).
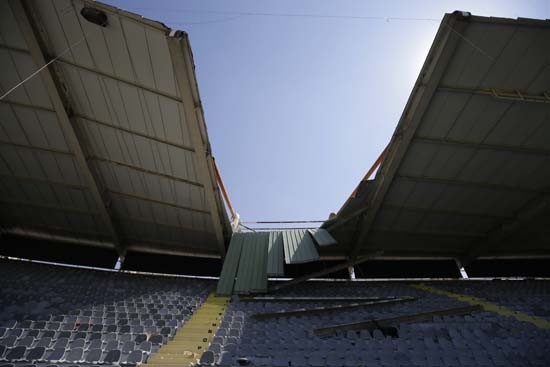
(381, 203, 511, 220)
(167, 34, 227, 257)
(213, 158, 236, 220)
(109, 190, 211, 215)
(1, 199, 98, 216)
(10, 0, 125, 258)
(460, 195, 550, 267)
(269, 255, 374, 292)
(337, 145, 389, 215)
(90, 155, 203, 187)
(438, 85, 550, 104)
(349, 13, 467, 259)
(396, 174, 543, 195)
(455, 259, 469, 279)
(415, 136, 550, 157)
(372, 229, 484, 239)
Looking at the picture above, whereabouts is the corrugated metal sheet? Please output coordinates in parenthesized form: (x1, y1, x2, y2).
(282, 229, 320, 264)
(234, 232, 269, 294)
(323, 13, 550, 261)
(0, 0, 231, 258)
(267, 231, 284, 276)
(216, 233, 244, 295)
(308, 228, 337, 247)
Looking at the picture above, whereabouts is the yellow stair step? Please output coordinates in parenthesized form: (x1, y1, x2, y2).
(145, 293, 230, 366)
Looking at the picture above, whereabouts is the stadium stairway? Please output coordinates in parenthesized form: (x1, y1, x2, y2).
(146, 294, 230, 367)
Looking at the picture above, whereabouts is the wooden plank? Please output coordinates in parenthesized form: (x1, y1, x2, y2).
(269, 256, 373, 292)
(251, 297, 416, 320)
(314, 305, 482, 336)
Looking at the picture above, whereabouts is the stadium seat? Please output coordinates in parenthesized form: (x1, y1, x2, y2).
(45, 348, 65, 363)
(5, 346, 26, 362)
(103, 349, 122, 364)
(84, 348, 102, 363)
(63, 348, 84, 363)
(25, 347, 45, 362)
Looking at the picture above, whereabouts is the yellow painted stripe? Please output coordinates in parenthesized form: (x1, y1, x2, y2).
(412, 283, 550, 330)
(146, 293, 230, 367)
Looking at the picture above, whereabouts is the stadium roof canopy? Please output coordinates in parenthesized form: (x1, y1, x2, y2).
(0, 0, 232, 260)
(323, 11, 550, 266)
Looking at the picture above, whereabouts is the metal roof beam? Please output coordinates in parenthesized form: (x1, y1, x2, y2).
(414, 136, 550, 156)
(348, 13, 467, 259)
(9, 0, 125, 258)
(0, 141, 203, 189)
(124, 237, 221, 257)
(75, 115, 195, 153)
(0, 174, 213, 234)
(460, 194, 550, 267)
(89, 156, 203, 187)
(372, 229, 484, 239)
(438, 85, 550, 104)
(396, 174, 542, 195)
(1, 199, 98, 216)
(0, 43, 183, 103)
(0, 173, 87, 190)
(0, 140, 73, 156)
(382, 203, 511, 219)
(120, 215, 215, 234)
(109, 190, 210, 215)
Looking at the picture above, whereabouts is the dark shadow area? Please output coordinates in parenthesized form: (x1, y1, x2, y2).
(284, 260, 350, 279)
(122, 251, 223, 276)
(0, 235, 118, 268)
(354, 260, 460, 278)
(466, 259, 550, 277)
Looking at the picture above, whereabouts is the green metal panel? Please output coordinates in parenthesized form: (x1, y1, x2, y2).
(251, 232, 269, 291)
(267, 231, 284, 276)
(308, 228, 337, 247)
(234, 232, 269, 294)
(282, 229, 320, 264)
(216, 233, 245, 295)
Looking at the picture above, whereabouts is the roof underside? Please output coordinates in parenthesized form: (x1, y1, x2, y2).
(0, 0, 231, 258)
(324, 13, 550, 262)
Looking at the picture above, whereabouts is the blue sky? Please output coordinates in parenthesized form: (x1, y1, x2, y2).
(106, 0, 549, 227)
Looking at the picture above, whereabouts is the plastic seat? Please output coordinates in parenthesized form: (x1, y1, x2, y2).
(133, 334, 147, 344)
(5, 346, 27, 362)
(149, 335, 163, 345)
(0, 336, 17, 348)
(69, 339, 85, 349)
(52, 338, 68, 349)
(16, 336, 34, 347)
(138, 341, 151, 354)
(25, 347, 46, 362)
(121, 341, 135, 354)
(199, 351, 215, 366)
(63, 348, 84, 363)
(85, 339, 101, 351)
(124, 350, 143, 365)
(103, 349, 121, 364)
(45, 348, 65, 363)
(84, 349, 102, 363)
(104, 340, 119, 352)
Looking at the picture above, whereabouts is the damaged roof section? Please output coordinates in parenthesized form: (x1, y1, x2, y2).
(323, 12, 550, 264)
(0, 0, 231, 259)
